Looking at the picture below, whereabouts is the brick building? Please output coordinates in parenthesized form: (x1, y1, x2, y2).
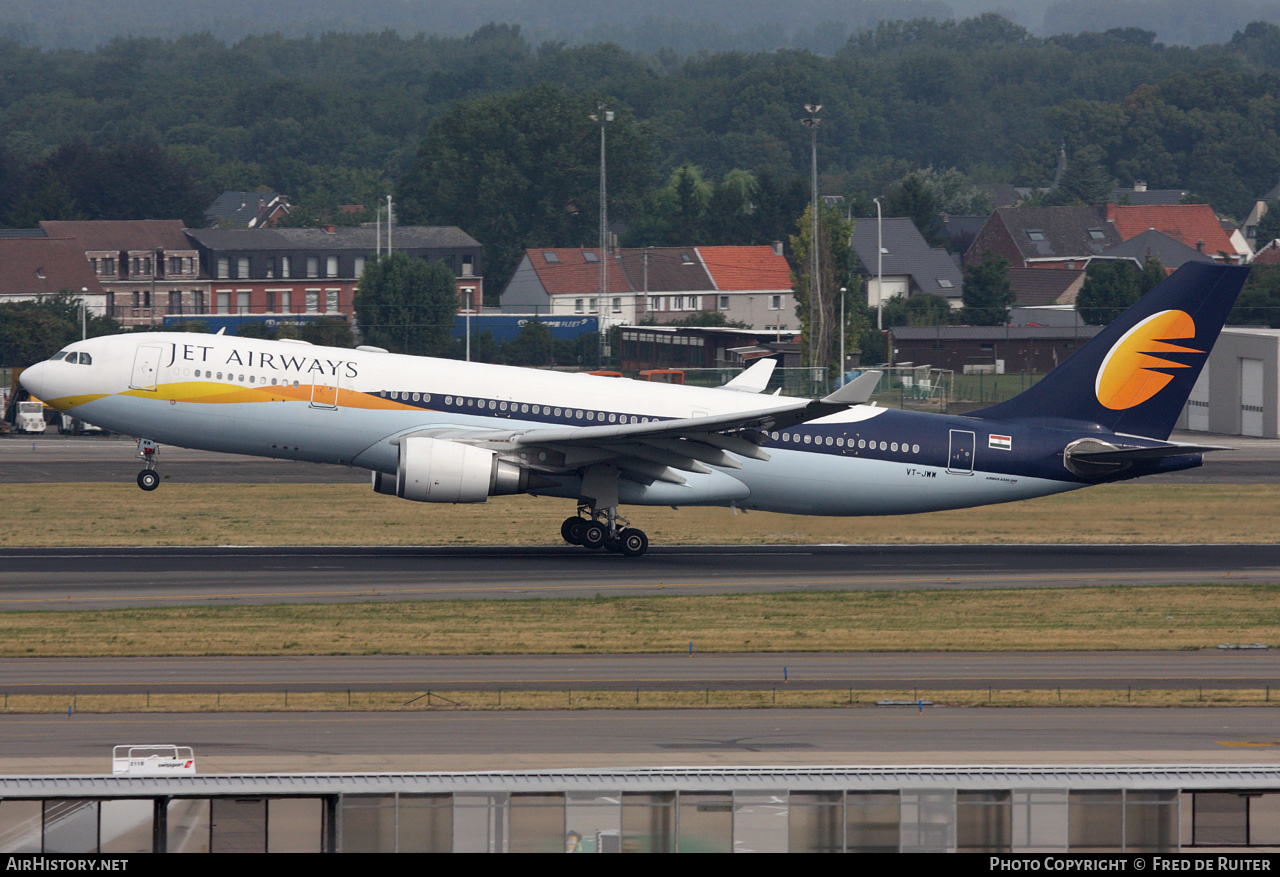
(39, 220, 203, 327)
(184, 226, 484, 324)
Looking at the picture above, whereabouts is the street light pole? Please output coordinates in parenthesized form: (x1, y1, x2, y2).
(873, 196, 883, 333)
(839, 286, 846, 386)
(590, 103, 614, 366)
(464, 287, 474, 362)
(801, 104, 823, 390)
(150, 248, 160, 327)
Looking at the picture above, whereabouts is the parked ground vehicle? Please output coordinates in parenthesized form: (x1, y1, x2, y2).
(60, 413, 103, 435)
(15, 400, 48, 433)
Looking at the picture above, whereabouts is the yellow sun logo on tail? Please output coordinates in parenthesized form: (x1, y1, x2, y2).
(1095, 310, 1201, 411)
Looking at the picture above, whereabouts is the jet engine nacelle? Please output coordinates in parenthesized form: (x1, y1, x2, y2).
(371, 436, 529, 503)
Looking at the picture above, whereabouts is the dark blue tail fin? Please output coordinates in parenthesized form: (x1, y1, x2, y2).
(975, 262, 1250, 439)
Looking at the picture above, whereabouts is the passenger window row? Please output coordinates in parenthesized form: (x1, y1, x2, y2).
(771, 430, 921, 455)
(189, 368, 300, 388)
(379, 390, 659, 425)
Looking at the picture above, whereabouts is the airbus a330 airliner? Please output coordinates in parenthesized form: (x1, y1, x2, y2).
(19, 262, 1249, 556)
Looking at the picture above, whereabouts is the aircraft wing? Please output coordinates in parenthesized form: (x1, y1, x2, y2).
(395, 371, 883, 484)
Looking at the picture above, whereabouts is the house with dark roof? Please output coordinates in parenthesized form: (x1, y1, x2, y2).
(1007, 267, 1085, 308)
(1243, 179, 1280, 250)
(204, 191, 293, 229)
(1110, 181, 1189, 206)
(0, 236, 104, 311)
(940, 215, 987, 257)
(1100, 229, 1215, 272)
(850, 217, 964, 310)
(184, 226, 483, 324)
(500, 245, 796, 330)
(965, 205, 1123, 270)
(977, 184, 1030, 209)
(40, 220, 203, 327)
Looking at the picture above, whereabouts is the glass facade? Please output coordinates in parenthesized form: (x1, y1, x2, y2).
(621, 792, 675, 853)
(1, 781, 1276, 853)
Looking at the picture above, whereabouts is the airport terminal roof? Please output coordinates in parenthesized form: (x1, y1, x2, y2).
(5, 765, 1280, 796)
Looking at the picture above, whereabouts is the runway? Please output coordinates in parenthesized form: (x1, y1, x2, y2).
(2, 708, 1278, 773)
(1, 543, 1278, 609)
(2, 651, 1276, 695)
(1, 431, 1277, 483)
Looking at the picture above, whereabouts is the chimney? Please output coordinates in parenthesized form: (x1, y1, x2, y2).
(1134, 180, 1147, 193)
(1196, 240, 1205, 253)
(771, 240, 783, 256)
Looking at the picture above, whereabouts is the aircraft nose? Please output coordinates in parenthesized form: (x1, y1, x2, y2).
(19, 362, 47, 399)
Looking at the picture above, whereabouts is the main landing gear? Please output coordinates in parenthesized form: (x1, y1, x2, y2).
(136, 438, 160, 491)
(560, 505, 649, 557)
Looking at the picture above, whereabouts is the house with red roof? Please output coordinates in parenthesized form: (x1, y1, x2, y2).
(1104, 204, 1246, 262)
(500, 245, 796, 330)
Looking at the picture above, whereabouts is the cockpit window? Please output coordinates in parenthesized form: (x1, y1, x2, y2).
(49, 351, 68, 361)
(78, 353, 92, 365)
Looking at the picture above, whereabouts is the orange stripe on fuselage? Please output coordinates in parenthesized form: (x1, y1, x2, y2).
(120, 381, 420, 410)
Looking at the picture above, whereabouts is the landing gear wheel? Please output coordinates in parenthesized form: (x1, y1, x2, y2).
(561, 516, 584, 545)
(566, 518, 589, 545)
(137, 470, 160, 491)
(603, 537, 622, 553)
(618, 527, 648, 557)
(579, 522, 607, 550)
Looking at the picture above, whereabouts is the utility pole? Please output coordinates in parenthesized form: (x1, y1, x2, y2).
(386, 195, 393, 256)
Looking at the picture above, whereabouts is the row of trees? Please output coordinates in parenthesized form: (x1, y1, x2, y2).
(4, 17, 1280, 262)
(0, 295, 119, 368)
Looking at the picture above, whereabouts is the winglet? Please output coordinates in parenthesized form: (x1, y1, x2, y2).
(821, 370, 881, 406)
(723, 358, 777, 393)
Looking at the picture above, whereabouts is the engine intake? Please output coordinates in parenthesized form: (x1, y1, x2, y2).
(371, 436, 530, 503)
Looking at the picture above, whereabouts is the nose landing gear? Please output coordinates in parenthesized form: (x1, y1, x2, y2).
(136, 439, 160, 491)
(560, 505, 648, 556)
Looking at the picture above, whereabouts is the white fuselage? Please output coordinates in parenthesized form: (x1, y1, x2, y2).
(21, 332, 1084, 516)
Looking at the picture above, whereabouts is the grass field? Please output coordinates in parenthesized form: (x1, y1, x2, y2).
(1, 482, 1278, 546)
(2, 585, 1277, 657)
(8, 687, 1276, 715)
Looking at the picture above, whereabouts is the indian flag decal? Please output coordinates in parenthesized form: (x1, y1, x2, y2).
(989, 434, 1012, 451)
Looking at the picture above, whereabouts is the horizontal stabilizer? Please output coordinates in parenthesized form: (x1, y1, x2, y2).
(1070, 442, 1232, 463)
(722, 358, 776, 393)
(821, 370, 882, 406)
